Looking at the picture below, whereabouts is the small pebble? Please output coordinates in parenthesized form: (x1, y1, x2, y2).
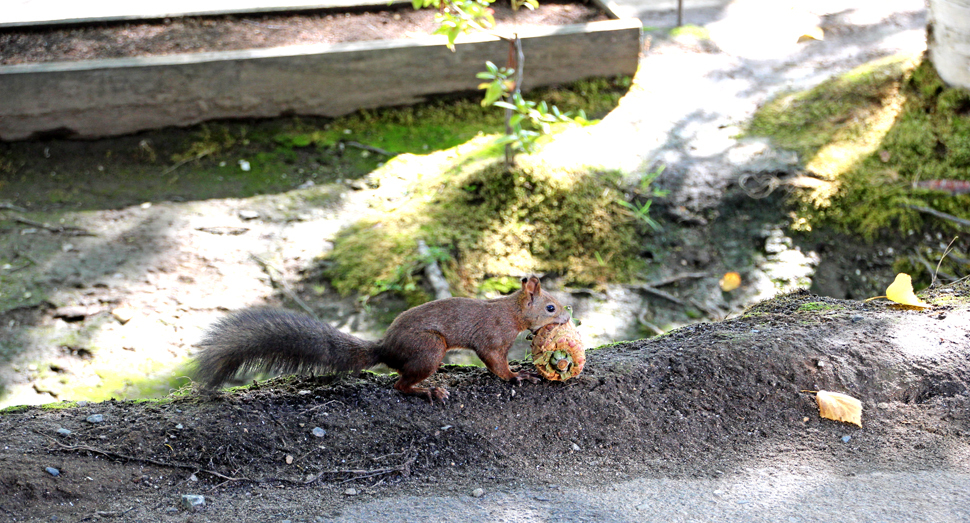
(56, 428, 72, 436)
(111, 306, 136, 324)
(841, 435, 852, 443)
(851, 315, 863, 323)
(180, 494, 206, 510)
(175, 423, 184, 430)
(46, 467, 60, 477)
(472, 488, 485, 498)
(311, 427, 327, 438)
(571, 442, 581, 451)
(344, 488, 358, 496)
(85, 414, 104, 423)
(238, 210, 260, 220)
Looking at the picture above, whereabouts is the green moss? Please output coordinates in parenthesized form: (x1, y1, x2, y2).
(0, 77, 629, 214)
(669, 24, 710, 40)
(0, 404, 32, 415)
(746, 54, 970, 239)
(322, 138, 649, 299)
(479, 276, 522, 294)
(54, 364, 192, 403)
(797, 301, 842, 312)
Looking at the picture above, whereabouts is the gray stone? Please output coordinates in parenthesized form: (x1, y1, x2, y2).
(180, 494, 206, 510)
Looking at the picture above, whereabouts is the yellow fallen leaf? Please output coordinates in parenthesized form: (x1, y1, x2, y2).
(796, 26, 824, 43)
(885, 273, 931, 308)
(719, 272, 742, 292)
(816, 390, 862, 427)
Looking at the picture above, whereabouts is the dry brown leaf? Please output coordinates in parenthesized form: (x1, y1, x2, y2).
(816, 390, 862, 427)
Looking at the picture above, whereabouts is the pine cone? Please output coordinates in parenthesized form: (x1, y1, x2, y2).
(530, 320, 585, 381)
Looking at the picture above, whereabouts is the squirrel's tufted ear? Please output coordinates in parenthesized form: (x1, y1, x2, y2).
(523, 275, 541, 296)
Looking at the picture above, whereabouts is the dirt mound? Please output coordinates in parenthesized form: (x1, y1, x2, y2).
(2, 282, 968, 520)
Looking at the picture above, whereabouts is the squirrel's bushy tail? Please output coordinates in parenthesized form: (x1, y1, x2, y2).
(195, 308, 379, 388)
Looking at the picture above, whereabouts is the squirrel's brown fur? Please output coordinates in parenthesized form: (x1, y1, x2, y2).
(195, 276, 568, 402)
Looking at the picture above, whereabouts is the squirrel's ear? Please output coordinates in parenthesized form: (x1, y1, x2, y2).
(523, 275, 540, 296)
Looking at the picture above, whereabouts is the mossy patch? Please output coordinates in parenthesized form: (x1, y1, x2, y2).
(669, 24, 710, 40)
(747, 54, 970, 241)
(0, 77, 629, 214)
(797, 301, 842, 312)
(321, 136, 650, 299)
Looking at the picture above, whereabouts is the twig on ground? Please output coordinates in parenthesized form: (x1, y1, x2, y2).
(343, 141, 396, 157)
(249, 253, 318, 319)
(630, 284, 686, 306)
(1, 202, 27, 212)
(12, 215, 95, 236)
(902, 204, 970, 228)
(417, 239, 451, 300)
(317, 453, 416, 485)
(689, 298, 722, 320)
(932, 236, 960, 287)
(302, 399, 344, 414)
(161, 149, 213, 175)
(948, 252, 970, 267)
(47, 439, 244, 482)
(643, 272, 709, 288)
(637, 311, 664, 336)
(912, 253, 955, 283)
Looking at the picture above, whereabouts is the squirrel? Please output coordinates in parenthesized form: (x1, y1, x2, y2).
(194, 275, 569, 402)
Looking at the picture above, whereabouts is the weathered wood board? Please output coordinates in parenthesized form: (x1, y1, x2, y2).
(0, 19, 641, 140)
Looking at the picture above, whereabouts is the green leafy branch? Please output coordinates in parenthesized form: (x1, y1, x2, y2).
(415, 0, 580, 166)
(477, 60, 586, 159)
(617, 165, 668, 231)
(412, 0, 497, 49)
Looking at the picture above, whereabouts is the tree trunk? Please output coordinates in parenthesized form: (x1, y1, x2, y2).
(928, 0, 970, 89)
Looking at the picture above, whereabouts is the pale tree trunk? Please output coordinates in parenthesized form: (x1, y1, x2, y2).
(928, 0, 970, 88)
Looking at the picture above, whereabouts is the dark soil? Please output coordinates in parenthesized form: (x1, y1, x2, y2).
(2, 1, 968, 520)
(0, 1, 607, 65)
(2, 283, 969, 521)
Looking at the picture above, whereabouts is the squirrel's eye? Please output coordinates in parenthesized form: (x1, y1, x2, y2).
(546, 304, 556, 313)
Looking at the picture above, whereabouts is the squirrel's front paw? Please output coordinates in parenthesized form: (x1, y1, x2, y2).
(429, 386, 450, 403)
(512, 371, 542, 385)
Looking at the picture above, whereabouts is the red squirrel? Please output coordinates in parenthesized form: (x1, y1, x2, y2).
(194, 276, 569, 402)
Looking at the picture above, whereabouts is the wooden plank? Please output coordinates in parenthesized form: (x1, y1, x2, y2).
(0, 19, 642, 140)
(0, 0, 413, 29)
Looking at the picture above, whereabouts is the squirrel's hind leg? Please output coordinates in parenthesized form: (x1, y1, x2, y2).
(393, 368, 449, 403)
(389, 334, 449, 403)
